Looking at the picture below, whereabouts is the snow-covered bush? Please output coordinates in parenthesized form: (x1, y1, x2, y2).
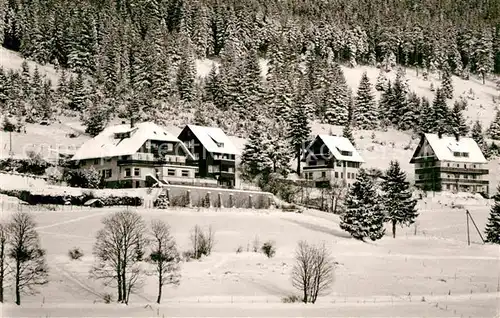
(261, 241, 276, 258)
(68, 247, 84, 260)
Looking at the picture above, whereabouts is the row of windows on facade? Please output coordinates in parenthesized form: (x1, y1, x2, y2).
(422, 151, 469, 158)
(444, 184, 483, 192)
(89, 153, 235, 165)
(418, 162, 480, 169)
(308, 160, 361, 168)
(305, 171, 358, 180)
(418, 173, 482, 180)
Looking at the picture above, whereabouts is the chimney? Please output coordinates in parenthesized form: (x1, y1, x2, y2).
(130, 117, 135, 128)
(454, 133, 460, 142)
(437, 130, 443, 139)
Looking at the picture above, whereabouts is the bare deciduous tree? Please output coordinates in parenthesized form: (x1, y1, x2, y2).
(148, 220, 181, 304)
(190, 225, 215, 259)
(7, 212, 49, 305)
(291, 241, 335, 304)
(90, 210, 148, 304)
(328, 180, 348, 214)
(0, 223, 7, 303)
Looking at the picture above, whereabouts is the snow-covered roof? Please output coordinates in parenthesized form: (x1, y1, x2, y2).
(307, 135, 364, 163)
(182, 124, 240, 155)
(71, 122, 194, 161)
(412, 133, 487, 163)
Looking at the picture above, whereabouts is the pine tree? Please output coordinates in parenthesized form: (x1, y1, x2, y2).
(431, 88, 451, 135)
(340, 169, 385, 241)
(450, 101, 469, 137)
(378, 80, 393, 126)
(324, 64, 350, 126)
(289, 102, 311, 175)
(487, 110, 500, 140)
(389, 74, 411, 130)
(405, 92, 420, 132)
(380, 161, 418, 238)
(419, 97, 434, 134)
(375, 68, 388, 91)
(68, 73, 88, 111)
(343, 124, 355, 146)
(471, 120, 486, 147)
(353, 72, 377, 129)
(475, 29, 494, 85)
(441, 61, 453, 99)
(177, 43, 196, 102)
(240, 118, 273, 179)
(485, 186, 500, 244)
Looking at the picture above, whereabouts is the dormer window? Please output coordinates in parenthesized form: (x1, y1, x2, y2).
(340, 150, 352, 156)
(216, 142, 224, 148)
(453, 152, 460, 157)
(462, 152, 469, 157)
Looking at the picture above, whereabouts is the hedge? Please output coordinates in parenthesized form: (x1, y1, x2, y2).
(0, 189, 143, 207)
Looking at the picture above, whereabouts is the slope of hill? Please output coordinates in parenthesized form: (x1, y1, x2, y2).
(2, 196, 499, 317)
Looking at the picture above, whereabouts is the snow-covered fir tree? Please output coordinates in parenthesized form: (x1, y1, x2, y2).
(475, 28, 494, 85)
(342, 124, 355, 146)
(380, 160, 419, 238)
(68, 73, 89, 111)
(177, 41, 197, 101)
(240, 118, 273, 179)
(450, 101, 470, 137)
(470, 119, 490, 158)
(419, 97, 434, 134)
(485, 186, 500, 244)
(353, 72, 378, 129)
(378, 80, 392, 126)
(375, 68, 388, 91)
(324, 63, 350, 126)
(441, 61, 453, 99)
(487, 110, 500, 140)
(431, 88, 451, 134)
(340, 169, 385, 241)
(404, 92, 420, 132)
(288, 102, 311, 174)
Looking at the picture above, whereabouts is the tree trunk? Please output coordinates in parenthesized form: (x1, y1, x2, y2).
(392, 220, 397, 238)
(15, 260, 20, 305)
(482, 72, 485, 85)
(121, 269, 127, 303)
(156, 282, 162, 304)
(117, 258, 122, 302)
(296, 147, 301, 176)
(0, 241, 4, 303)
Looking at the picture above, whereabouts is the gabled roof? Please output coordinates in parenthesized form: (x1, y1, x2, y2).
(181, 124, 240, 155)
(410, 133, 487, 164)
(71, 122, 194, 161)
(305, 135, 364, 163)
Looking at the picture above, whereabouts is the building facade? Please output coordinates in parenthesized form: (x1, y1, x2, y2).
(178, 124, 239, 188)
(410, 133, 489, 193)
(71, 122, 198, 188)
(301, 135, 364, 188)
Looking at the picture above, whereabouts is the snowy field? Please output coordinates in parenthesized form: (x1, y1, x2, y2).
(1, 192, 499, 317)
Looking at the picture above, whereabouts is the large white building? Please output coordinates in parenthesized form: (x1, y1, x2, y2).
(409, 133, 489, 193)
(70, 122, 198, 188)
(301, 135, 364, 188)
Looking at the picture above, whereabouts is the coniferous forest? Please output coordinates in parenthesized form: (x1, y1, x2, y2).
(0, 0, 499, 142)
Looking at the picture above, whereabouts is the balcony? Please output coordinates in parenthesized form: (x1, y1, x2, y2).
(118, 153, 191, 166)
(415, 166, 488, 175)
(303, 165, 333, 170)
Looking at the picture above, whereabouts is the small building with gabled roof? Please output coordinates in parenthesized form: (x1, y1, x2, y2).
(301, 134, 364, 188)
(178, 124, 240, 187)
(409, 133, 489, 193)
(70, 122, 198, 188)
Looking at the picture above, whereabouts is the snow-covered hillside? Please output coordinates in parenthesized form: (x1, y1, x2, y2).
(2, 198, 499, 317)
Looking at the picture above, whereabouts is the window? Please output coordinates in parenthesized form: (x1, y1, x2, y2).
(472, 175, 477, 180)
(167, 169, 176, 176)
(125, 168, 131, 177)
(181, 170, 189, 177)
(464, 174, 468, 179)
(216, 142, 224, 148)
(105, 169, 112, 178)
(473, 164, 476, 168)
(462, 152, 469, 157)
(335, 172, 339, 178)
(447, 163, 450, 167)
(94, 159, 100, 165)
(321, 171, 326, 178)
(341, 172, 344, 178)
(337, 161, 342, 167)
(453, 152, 461, 157)
(347, 172, 351, 179)
(464, 164, 467, 168)
(447, 184, 450, 190)
(228, 167, 234, 173)
(309, 172, 313, 179)
(340, 150, 352, 156)
(134, 168, 140, 176)
(105, 157, 112, 163)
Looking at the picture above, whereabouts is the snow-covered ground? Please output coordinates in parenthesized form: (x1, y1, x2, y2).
(2, 193, 499, 317)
